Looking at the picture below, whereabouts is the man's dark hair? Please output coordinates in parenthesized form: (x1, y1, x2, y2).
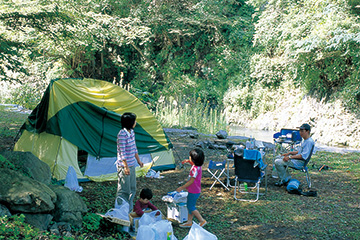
(189, 148, 205, 166)
(121, 112, 137, 130)
(140, 188, 153, 200)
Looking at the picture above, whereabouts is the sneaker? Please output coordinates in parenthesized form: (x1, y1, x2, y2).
(199, 220, 207, 227)
(179, 222, 192, 228)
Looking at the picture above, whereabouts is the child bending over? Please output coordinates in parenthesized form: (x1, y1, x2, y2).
(131, 188, 159, 217)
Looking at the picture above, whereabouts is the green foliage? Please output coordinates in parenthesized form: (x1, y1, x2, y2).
(251, 0, 360, 103)
(0, 154, 15, 170)
(8, 83, 44, 110)
(0, 214, 46, 239)
(1, 0, 257, 113)
(223, 82, 279, 119)
(129, 0, 256, 104)
(154, 97, 227, 134)
(82, 213, 102, 233)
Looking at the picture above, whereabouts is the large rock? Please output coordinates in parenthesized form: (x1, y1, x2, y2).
(50, 185, 88, 228)
(216, 130, 228, 139)
(0, 168, 56, 213)
(1, 151, 52, 185)
(23, 213, 53, 230)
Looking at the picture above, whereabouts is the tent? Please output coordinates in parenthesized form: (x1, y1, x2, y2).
(14, 78, 175, 182)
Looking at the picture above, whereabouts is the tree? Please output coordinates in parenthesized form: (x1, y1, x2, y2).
(251, 0, 360, 103)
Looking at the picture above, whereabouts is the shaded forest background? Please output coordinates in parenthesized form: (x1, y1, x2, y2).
(1, 0, 360, 146)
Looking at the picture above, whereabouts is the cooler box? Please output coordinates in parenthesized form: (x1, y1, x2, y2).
(166, 202, 188, 223)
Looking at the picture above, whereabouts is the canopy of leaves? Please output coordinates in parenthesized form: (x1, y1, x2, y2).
(251, 0, 360, 102)
(1, 0, 360, 114)
(0, 0, 255, 108)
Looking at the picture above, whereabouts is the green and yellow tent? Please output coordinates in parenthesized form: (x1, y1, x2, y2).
(14, 78, 175, 181)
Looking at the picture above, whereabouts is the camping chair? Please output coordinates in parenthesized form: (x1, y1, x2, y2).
(273, 128, 302, 154)
(234, 149, 267, 202)
(272, 128, 302, 179)
(286, 145, 315, 188)
(207, 160, 229, 191)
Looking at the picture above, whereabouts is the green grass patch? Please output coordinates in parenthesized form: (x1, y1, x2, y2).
(0, 106, 28, 138)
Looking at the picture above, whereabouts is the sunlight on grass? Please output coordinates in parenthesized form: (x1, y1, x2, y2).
(0, 106, 28, 137)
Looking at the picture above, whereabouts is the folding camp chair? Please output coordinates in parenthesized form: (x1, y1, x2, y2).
(207, 160, 229, 191)
(273, 128, 302, 154)
(286, 145, 315, 188)
(234, 149, 267, 202)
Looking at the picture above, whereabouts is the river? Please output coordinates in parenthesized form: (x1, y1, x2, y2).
(228, 125, 360, 153)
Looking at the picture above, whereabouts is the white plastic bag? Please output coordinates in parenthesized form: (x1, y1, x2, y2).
(183, 222, 217, 240)
(137, 219, 178, 240)
(104, 208, 129, 221)
(173, 192, 188, 203)
(136, 225, 156, 240)
(138, 210, 162, 227)
(105, 196, 129, 221)
(162, 191, 188, 203)
(152, 220, 172, 240)
(64, 166, 83, 192)
(115, 196, 129, 210)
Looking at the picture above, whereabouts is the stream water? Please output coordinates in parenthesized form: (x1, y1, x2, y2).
(228, 125, 360, 153)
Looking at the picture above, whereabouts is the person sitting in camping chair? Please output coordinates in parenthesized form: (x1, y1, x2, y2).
(274, 123, 315, 186)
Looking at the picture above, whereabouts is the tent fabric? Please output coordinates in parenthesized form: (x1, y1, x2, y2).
(84, 149, 175, 182)
(14, 78, 175, 181)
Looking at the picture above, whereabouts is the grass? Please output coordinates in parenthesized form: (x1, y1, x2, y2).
(0, 106, 28, 138)
(1, 107, 360, 239)
(154, 98, 227, 134)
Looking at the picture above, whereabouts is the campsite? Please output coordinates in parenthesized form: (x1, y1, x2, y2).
(1, 106, 359, 239)
(1, 1, 360, 239)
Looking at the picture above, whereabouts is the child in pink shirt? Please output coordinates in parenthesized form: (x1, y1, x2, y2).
(176, 148, 207, 228)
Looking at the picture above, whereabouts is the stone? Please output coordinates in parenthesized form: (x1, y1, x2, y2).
(189, 133, 199, 139)
(1, 151, 52, 185)
(0, 168, 56, 213)
(49, 222, 72, 236)
(216, 130, 228, 139)
(23, 213, 53, 230)
(215, 145, 227, 150)
(50, 185, 87, 228)
(225, 140, 236, 149)
(0, 203, 11, 217)
(195, 141, 206, 149)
